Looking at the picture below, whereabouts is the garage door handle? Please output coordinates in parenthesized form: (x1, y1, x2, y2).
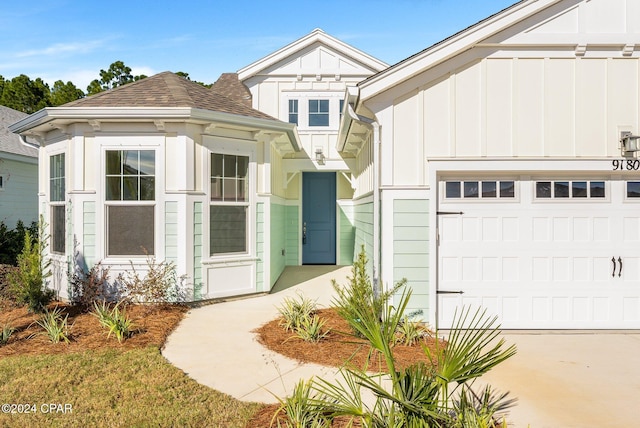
(437, 290, 464, 294)
(618, 257, 623, 278)
(612, 257, 616, 277)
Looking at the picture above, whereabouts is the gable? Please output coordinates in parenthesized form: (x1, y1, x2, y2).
(238, 29, 388, 81)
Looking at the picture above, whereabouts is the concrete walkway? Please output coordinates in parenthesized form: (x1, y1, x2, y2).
(163, 267, 640, 427)
(162, 265, 349, 403)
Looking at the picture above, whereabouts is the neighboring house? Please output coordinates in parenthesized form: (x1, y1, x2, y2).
(0, 106, 38, 228)
(340, 0, 640, 329)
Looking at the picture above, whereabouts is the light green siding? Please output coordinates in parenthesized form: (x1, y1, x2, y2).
(393, 199, 430, 321)
(193, 202, 203, 300)
(270, 203, 286, 286)
(165, 202, 178, 264)
(338, 203, 355, 265)
(0, 157, 38, 228)
(285, 205, 299, 265)
(256, 202, 265, 291)
(82, 201, 96, 269)
(353, 201, 374, 275)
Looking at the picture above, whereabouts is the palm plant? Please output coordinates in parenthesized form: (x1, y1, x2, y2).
(309, 284, 516, 427)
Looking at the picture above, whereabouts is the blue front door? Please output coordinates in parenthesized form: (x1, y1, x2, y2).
(302, 172, 336, 264)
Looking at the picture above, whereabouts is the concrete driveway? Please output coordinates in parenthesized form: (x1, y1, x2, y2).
(480, 331, 640, 427)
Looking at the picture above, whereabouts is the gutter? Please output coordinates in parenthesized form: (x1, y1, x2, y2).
(345, 101, 381, 299)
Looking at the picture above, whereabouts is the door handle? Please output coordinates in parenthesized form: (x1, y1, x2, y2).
(618, 257, 623, 278)
(612, 257, 616, 278)
(302, 222, 307, 245)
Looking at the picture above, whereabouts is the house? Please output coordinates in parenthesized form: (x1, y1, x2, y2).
(8, 72, 302, 300)
(0, 106, 38, 228)
(339, 0, 640, 329)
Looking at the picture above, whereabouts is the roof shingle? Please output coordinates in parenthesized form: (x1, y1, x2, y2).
(64, 72, 275, 121)
(0, 106, 38, 157)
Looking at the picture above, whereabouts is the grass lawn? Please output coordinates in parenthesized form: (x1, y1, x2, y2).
(0, 346, 260, 427)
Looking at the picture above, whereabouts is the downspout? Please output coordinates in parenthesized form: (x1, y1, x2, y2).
(18, 134, 40, 150)
(346, 104, 381, 298)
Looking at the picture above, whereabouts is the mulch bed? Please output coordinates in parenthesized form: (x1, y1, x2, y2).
(248, 308, 444, 427)
(0, 298, 187, 357)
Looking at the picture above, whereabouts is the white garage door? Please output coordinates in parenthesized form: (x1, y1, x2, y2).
(437, 176, 640, 329)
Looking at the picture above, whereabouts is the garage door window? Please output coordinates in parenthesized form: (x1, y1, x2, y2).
(536, 180, 605, 199)
(445, 180, 515, 199)
(626, 182, 640, 198)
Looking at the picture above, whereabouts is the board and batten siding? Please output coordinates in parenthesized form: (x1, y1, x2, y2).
(392, 199, 430, 321)
(387, 56, 640, 187)
(0, 157, 38, 227)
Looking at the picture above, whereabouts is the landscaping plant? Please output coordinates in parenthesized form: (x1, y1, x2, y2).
(92, 300, 134, 343)
(293, 315, 329, 343)
(7, 218, 53, 312)
(117, 255, 189, 303)
(271, 379, 330, 428)
(36, 306, 70, 344)
(0, 323, 15, 345)
(277, 292, 318, 332)
(68, 259, 111, 308)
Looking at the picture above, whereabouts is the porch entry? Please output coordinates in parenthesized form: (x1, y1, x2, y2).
(302, 172, 336, 264)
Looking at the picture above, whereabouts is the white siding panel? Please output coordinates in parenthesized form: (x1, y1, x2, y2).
(393, 92, 419, 185)
(545, 59, 575, 156)
(454, 63, 482, 156)
(424, 77, 451, 157)
(258, 82, 279, 118)
(576, 59, 607, 156)
(515, 59, 544, 156)
(486, 59, 513, 156)
(608, 59, 639, 155)
(584, 0, 625, 33)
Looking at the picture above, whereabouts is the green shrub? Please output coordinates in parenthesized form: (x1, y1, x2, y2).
(0, 220, 38, 266)
(277, 292, 318, 332)
(0, 324, 15, 345)
(7, 218, 53, 312)
(117, 256, 188, 303)
(92, 301, 134, 343)
(36, 307, 70, 344)
(331, 246, 406, 337)
(395, 315, 431, 346)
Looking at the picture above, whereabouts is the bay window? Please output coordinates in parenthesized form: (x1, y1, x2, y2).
(210, 153, 249, 255)
(105, 150, 155, 256)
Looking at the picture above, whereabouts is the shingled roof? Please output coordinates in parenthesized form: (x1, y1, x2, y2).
(64, 71, 274, 121)
(211, 73, 252, 107)
(0, 106, 38, 157)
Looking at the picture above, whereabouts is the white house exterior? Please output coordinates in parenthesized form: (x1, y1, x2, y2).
(0, 106, 38, 228)
(340, 0, 640, 329)
(9, 72, 302, 300)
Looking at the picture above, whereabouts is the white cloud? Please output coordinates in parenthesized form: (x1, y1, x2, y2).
(16, 39, 109, 58)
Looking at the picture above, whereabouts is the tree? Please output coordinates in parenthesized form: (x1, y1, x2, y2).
(86, 60, 146, 95)
(50, 80, 84, 106)
(0, 74, 50, 114)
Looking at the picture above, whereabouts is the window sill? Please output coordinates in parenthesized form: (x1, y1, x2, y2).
(202, 256, 258, 266)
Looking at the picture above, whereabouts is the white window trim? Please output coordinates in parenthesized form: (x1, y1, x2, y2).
(281, 92, 344, 132)
(49, 152, 66, 255)
(203, 137, 257, 263)
(101, 145, 162, 261)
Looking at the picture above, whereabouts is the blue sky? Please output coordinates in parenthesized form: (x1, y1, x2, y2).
(0, 0, 515, 92)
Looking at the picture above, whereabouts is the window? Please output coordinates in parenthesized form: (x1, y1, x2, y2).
(308, 99, 329, 126)
(627, 182, 640, 198)
(536, 180, 605, 199)
(445, 180, 515, 199)
(339, 99, 345, 121)
(50, 154, 65, 254)
(105, 150, 155, 256)
(288, 100, 298, 125)
(210, 153, 249, 255)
